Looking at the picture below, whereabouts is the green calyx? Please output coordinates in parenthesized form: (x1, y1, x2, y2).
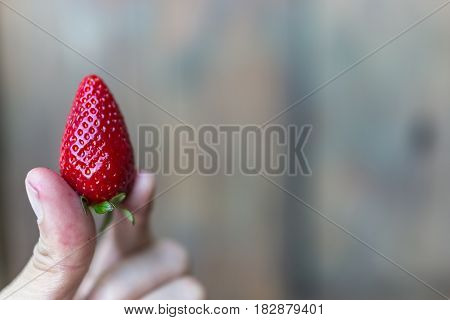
(80, 192, 136, 232)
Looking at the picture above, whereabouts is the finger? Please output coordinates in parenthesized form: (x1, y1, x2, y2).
(87, 239, 188, 300)
(0, 168, 96, 299)
(142, 276, 205, 300)
(75, 172, 155, 298)
(113, 171, 156, 254)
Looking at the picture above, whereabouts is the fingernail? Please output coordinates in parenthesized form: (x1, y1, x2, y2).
(25, 181, 44, 224)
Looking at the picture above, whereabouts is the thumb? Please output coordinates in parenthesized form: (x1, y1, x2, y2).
(0, 168, 96, 299)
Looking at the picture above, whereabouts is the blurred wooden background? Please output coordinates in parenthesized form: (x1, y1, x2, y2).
(1, 0, 450, 299)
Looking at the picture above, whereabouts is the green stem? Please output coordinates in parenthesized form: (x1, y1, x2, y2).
(79, 192, 136, 232)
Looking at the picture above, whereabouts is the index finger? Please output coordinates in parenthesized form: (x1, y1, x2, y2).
(75, 171, 156, 299)
(112, 171, 156, 254)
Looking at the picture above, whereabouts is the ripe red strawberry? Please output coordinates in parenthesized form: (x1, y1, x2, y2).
(60, 74, 136, 225)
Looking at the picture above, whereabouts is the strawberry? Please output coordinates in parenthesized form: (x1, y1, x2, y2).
(60, 74, 136, 226)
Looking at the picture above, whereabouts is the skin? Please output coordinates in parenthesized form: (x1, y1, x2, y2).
(0, 168, 205, 300)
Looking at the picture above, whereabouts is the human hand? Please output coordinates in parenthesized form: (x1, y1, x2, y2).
(0, 168, 205, 300)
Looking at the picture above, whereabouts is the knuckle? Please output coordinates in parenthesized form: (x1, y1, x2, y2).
(159, 239, 190, 273)
(180, 276, 206, 300)
(32, 238, 88, 275)
(32, 238, 58, 273)
(31, 240, 70, 291)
